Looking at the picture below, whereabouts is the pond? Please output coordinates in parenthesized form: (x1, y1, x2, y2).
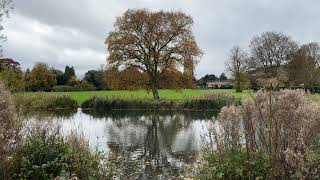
(26, 109, 217, 179)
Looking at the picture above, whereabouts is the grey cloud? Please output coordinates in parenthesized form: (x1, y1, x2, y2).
(2, 0, 320, 78)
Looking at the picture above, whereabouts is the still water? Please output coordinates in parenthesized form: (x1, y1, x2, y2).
(27, 109, 217, 179)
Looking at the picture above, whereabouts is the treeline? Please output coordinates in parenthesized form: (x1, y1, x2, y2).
(226, 31, 320, 92)
(0, 60, 107, 92)
(0, 59, 195, 92)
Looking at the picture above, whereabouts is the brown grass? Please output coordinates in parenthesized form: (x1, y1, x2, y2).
(0, 80, 22, 178)
(203, 89, 320, 179)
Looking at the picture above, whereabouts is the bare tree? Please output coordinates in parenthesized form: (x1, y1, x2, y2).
(249, 31, 298, 69)
(226, 46, 249, 92)
(300, 42, 320, 66)
(106, 9, 202, 99)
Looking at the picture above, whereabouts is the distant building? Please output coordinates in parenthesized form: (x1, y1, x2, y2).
(206, 81, 230, 88)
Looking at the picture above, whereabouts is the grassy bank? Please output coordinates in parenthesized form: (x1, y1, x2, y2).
(18, 89, 252, 104)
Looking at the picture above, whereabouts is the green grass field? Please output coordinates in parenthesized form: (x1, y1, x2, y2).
(21, 89, 253, 104)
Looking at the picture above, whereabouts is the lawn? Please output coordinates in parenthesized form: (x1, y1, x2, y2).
(23, 89, 252, 104)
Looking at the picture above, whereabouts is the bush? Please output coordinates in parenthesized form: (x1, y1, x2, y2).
(14, 93, 78, 112)
(52, 85, 75, 92)
(10, 126, 108, 179)
(82, 96, 178, 111)
(74, 82, 97, 91)
(198, 148, 269, 179)
(52, 83, 96, 92)
(183, 92, 236, 110)
(0, 80, 22, 179)
(82, 92, 236, 111)
(219, 84, 233, 89)
(197, 90, 320, 179)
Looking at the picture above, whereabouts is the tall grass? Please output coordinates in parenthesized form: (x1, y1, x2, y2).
(0, 81, 22, 179)
(14, 93, 78, 113)
(81, 92, 236, 111)
(197, 90, 320, 179)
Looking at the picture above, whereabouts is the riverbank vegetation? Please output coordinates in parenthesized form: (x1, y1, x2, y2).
(81, 91, 237, 111)
(14, 93, 78, 113)
(13, 88, 320, 112)
(19, 89, 250, 104)
(196, 89, 320, 179)
(0, 80, 22, 178)
(10, 126, 109, 179)
(0, 80, 110, 179)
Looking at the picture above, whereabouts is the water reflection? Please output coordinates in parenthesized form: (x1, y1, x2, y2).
(27, 109, 216, 179)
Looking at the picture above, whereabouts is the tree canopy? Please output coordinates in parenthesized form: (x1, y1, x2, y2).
(83, 70, 106, 90)
(27, 63, 56, 91)
(106, 9, 202, 99)
(249, 31, 298, 69)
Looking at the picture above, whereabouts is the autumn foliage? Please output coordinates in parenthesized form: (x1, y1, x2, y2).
(106, 9, 202, 99)
(104, 66, 195, 90)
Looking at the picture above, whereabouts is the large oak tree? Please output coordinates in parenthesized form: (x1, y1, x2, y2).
(106, 9, 202, 99)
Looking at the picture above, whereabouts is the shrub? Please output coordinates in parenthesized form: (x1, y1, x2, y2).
(81, 96, 178, 111)
(219, 84, 233, 89)
(81, 92, 235, 111)
(183, 92, 236, 110)
(198, 148, 269, 179)
(75, 81, 97, 91)
(10, 126, 108, 179)
(0, 80, 22, 179)
(52, 85, 75, 92)
(52, 83, 96, 92)
(14, 93, 78, 112)
(197, 90, 320, 179)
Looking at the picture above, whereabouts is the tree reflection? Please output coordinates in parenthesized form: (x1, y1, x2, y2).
(26, 109, 214, 178)
(103, 111, 212, 179)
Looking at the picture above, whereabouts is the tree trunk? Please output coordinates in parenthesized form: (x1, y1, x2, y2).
(151, 84, 160, 100)
(235, 77, 242, 93)
(151, 81, 160, 100)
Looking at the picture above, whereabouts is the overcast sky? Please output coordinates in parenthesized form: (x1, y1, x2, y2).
(2, 0, 320, 78)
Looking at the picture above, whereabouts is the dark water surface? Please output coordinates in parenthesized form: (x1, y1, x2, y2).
(27, 109, 217, 179)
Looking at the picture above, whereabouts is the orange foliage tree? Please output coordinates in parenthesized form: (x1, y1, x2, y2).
(106, 9, 202, 99)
